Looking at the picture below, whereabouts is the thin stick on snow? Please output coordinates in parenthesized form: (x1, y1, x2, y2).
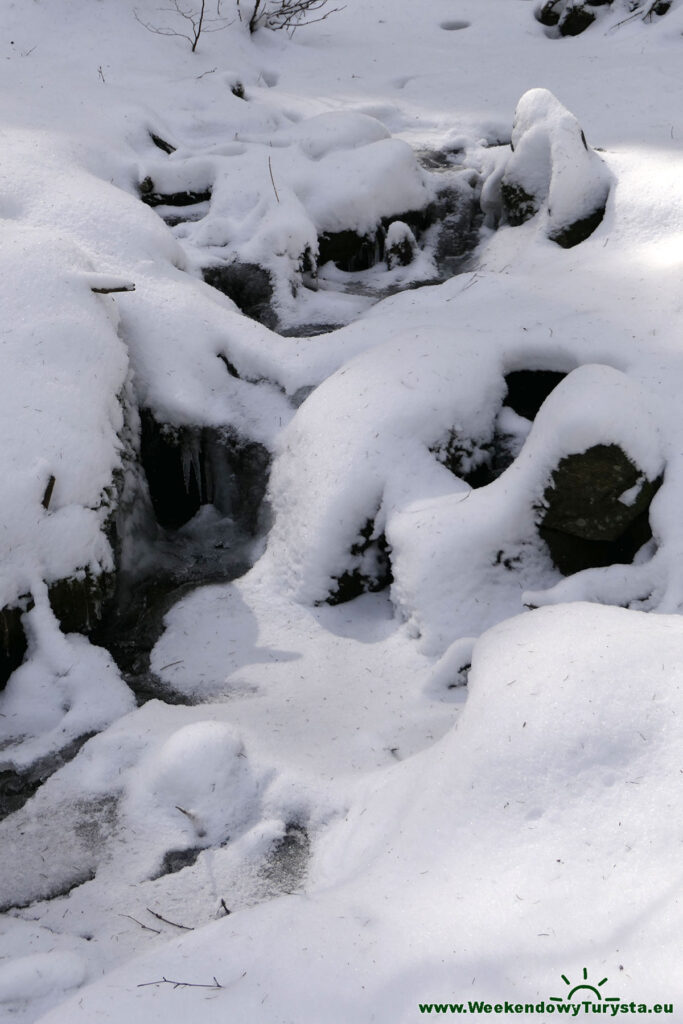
(146, 907, 194, 930)
(268, 156, 280, 203)
(41, 475, 56, 511)
(120, 914, 162, 934)
(137, 976, 224, 989)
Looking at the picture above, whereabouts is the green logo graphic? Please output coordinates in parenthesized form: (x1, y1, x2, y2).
(550, 968, 620, 1005)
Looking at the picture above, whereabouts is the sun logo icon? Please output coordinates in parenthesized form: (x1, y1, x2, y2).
(550, 968, 620, 1004)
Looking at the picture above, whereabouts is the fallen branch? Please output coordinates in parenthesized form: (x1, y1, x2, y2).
(41, 475, 56, 511)
(137, 976, 223, 989)
(120, 914, 162, 934)
(175, 804, 207, 836)
(146, 907, 194, 930)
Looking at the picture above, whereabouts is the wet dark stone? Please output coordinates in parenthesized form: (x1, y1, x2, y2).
(558, 3, 596, 35)
(231, 81, 245, 99)
(327, 520, 393, 605)
(536, 0, 563, 24)
(539, 510, 654, 576)
(149, 133, 176, 155)
(540, 445, 658, 542)
(203, 262, 276, 328)
(318, 229, 383, 273)
(385, 224, 416, 268)
(501, 181, 540, 226)
(504, 370, 567, 420)
(317, 184, 480, 277)
(0, 599, 32, 690)
(548, 203, 607, 248)
(538, 444, 661, 574)
(140, 411, 271, 534)
(139, 176, 212, 207)
(0, 733, 96, 820)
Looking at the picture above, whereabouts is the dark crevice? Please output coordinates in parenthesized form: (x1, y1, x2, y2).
(139, 176, 212, 208)
(503, 369, 568, 419)
(202, 263, 276, 328)
(326, 520, 393, 606)
(1, 568, 117, 691)
(91, 411, 271, 704)
(218, 353, 241, 379)
(139, 411, 271, 533)
(433, 369, 570, 489)
(0, 599, 32, 690)
(447, 662, 470, 690)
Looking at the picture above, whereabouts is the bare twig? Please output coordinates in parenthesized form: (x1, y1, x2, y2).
(137, 976, 224, 989)
(42, 475, 56, 511)
(146, 907, 194, 930)
(175, 805, 207, 836)
(247, 0, 345, 33)
(120, 914, 162, 934)
(268, 156, 280, 203)
(134, 1, 232, 52)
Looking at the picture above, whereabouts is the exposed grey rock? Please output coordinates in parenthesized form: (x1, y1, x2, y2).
(537, 444, 661, 574)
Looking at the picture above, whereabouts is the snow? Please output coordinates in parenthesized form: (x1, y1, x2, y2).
(0, 952, 86, 1004)
(1, 0, 683, 1021)
(32, 604, 683, 1022)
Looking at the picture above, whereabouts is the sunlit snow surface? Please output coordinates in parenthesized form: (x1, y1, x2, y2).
(1, 0, 682, 1021)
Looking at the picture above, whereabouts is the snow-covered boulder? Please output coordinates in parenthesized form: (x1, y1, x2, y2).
(388, 365, 664, 652)
(122, 720, 263, 880)
(500, 88, 611, 247)
(384, 221, 417, 269)
(0, 227, 130, 687)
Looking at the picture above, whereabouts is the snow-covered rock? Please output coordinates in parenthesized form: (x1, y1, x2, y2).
(499, 88, 612, 247)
